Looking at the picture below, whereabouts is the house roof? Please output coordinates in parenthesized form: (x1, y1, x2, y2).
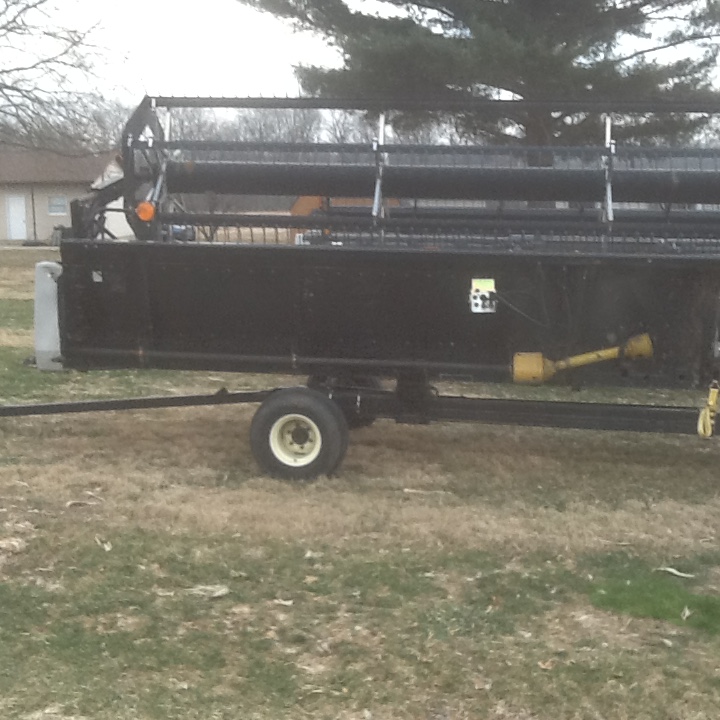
(0, 144, 116, 186)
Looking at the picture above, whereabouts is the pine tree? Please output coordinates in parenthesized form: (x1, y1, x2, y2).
(238, 0, 720, 143)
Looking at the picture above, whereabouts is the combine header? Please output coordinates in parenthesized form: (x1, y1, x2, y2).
(8, 95, 720, 477)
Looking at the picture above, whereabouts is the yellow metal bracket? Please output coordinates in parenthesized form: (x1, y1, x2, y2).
(697, 380, 720, 439)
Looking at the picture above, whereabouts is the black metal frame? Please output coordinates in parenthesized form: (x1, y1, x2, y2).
(0, 386, 703, 437)
(54, 239, 720, 390)
(0, 389, 270, 417)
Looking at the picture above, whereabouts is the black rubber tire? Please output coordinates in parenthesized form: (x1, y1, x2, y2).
(307, 375, 381, 429)
(250, 387, 349, 480)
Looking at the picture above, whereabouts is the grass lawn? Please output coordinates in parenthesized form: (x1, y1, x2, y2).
(1, 247, 720, 719)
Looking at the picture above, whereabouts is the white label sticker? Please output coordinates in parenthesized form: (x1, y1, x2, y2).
(470, 278, 497, 314)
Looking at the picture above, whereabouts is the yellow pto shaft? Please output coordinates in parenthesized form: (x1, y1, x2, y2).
(513, 333, 653, 384)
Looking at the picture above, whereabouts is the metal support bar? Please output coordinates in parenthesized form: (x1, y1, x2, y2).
(64, 346, 512, 378)
(351, 391, 705, 435)
(372, 112, 386, 223)
(603, 115, 615, 225)
(148, 162, 167, 205)
(150, 96, 720, 114)
(0, 389, 272, 418)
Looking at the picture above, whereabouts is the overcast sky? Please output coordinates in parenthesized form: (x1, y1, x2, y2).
(70, 0, 340, 101)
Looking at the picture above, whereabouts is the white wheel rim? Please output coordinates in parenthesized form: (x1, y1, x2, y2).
(269, 413, 323, 467)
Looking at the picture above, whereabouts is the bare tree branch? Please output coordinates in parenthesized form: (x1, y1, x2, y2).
(0, 0, 103, 149)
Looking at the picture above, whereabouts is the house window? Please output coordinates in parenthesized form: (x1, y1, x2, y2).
(48, 195, 68, 216)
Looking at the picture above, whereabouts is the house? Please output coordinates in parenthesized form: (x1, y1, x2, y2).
(0, 144, 115, 244)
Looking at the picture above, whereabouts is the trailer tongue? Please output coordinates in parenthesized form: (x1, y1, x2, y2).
(13, 96, 720, 477)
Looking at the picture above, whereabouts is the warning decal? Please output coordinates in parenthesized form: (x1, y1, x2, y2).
(470, 278, 497, 314)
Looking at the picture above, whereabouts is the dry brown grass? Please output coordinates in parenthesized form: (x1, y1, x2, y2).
(0, 328, 32, 347)
(0, 248, 59, 300)
(538, 603, 666, 653)
(2, 407, 718, 558)
(3, 415, 720, 719)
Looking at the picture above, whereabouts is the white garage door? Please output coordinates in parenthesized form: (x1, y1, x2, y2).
(6, 194, 27, 241)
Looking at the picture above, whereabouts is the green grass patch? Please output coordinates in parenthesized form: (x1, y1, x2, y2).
(2, 526, 720, 718)
(0, 534, 557, 707)
(0, 298, 33, 330)
(587, 552, 720, 634)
